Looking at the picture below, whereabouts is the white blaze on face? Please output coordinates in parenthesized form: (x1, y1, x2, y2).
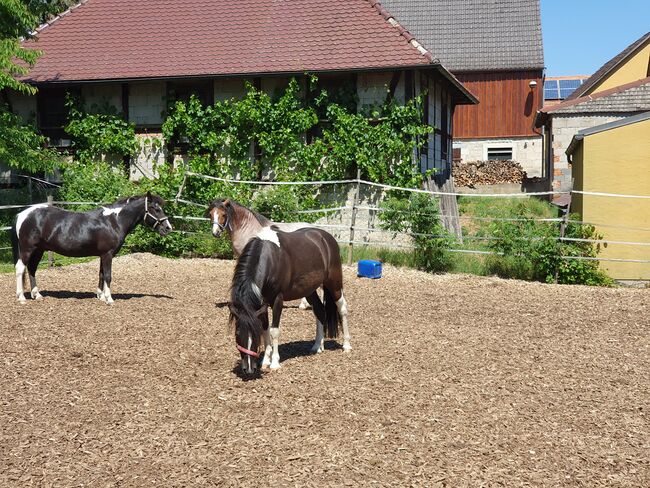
(256, 227, 280, 247)
(15, 204, 48, 238)
(247, 334, 253, 372)
(102, 206, 122, 217)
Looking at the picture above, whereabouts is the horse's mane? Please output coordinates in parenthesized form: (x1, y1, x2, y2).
(230, 238, 266, 337)
(207, 199, 272, 226)
(113, 194, 166, 207)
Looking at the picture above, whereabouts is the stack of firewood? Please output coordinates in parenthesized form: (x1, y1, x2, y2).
(452, 160, 527, 187)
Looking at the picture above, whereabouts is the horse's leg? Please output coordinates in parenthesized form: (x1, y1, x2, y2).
(100, 253, 115, 305)
(336, 291, 351, 352)
(261, 311, 272, 369)
(27, 249, 44, 300)
(306, 291, 326, 354)
(327, 285, 351, 352)
(97, 260, 105, 301)
(269, 293, 284, 370)
(15, 251, 29, 304)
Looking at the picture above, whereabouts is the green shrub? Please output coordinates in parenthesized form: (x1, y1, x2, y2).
(379, 193, 452, 273)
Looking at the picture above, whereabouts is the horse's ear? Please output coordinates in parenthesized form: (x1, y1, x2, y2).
(223, 199, 231, 207)
(146, 190, 152, 199)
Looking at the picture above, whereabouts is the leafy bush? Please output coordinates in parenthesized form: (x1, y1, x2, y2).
(486, 209, 613, 286)
(379, 193, 452, 273)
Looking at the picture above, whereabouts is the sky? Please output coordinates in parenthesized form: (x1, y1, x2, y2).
(541, 0, 650, 76)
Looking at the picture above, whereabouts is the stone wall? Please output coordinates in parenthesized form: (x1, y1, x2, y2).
(453, 136, 543, 177)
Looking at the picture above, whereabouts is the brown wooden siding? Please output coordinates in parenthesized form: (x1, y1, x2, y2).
(453, 70, 544, 139)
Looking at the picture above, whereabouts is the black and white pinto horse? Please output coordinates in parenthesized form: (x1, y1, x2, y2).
(229, 226, 351, 375)
(12, 193, 172, 304)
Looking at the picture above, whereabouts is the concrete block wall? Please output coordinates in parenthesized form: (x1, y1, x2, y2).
(550, 113, 625, 191)
(453, 137, 543, 177)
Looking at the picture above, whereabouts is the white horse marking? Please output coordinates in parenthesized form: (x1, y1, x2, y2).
(97, 287, 106, 302)
(256, 227, 280, 248)
(102, 206, 123, 217)
(15, 204, 48, 238)
(262, 328, 272, 369)
(269, 327, 281, 369)
(103, 282, 114, 305)
(336, 295, 352, 352)
(15, 259, 26, 303)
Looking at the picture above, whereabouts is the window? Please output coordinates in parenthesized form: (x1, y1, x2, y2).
(486, 147, 513, 161)
(167, 80, 213, 107)
(37, 86, 80, 146)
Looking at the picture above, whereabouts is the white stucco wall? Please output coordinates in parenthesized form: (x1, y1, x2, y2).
(453, 137, 543, 177)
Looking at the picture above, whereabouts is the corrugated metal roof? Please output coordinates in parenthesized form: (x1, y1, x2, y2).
(22, 0, 434, 83)
(379, 0, 544, 71)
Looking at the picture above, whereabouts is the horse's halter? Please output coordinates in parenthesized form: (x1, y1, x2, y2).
(236, 342, 260, 358)
(212, 206, 231, 236)
(143, 197, 170, 230)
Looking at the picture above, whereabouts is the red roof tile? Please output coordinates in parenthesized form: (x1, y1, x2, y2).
(22, 0, 433, 82)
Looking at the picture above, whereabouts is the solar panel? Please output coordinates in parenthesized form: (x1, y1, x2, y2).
(559, 79, 582, 89)
(544, 80, 561, 99)
(559, 88, 576, 98)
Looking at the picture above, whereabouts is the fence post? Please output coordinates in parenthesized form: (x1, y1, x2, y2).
(47, 195, 54, 268)
(347, 168, 361, 266)
(554, 179, 574, 284)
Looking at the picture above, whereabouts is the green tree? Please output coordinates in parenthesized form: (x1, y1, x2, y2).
(0, 0, 63, 172)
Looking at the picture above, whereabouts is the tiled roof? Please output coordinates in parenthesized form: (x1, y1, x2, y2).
(535, 77, 650, 127)
(541, 77, 650, 115)
(22, 0, 433, 82)
(564, 32, 650, 101)
(379, 0, 544, 71)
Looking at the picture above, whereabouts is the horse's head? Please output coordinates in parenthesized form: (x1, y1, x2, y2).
(207, 199, 232, 238)
(143, 192, 173, 236)
(229, 301, 266, 376)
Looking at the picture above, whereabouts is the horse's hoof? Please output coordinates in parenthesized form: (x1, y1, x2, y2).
(310, 346, 324, 354)
(343, 344, 352, 353)
(105, 299, 115, 306)
(269, 362, 281, 370)
(33, 294, 43, 301)
(18, 297, 27, 305)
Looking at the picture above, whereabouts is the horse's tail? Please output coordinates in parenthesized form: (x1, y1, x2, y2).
(10, 221, 20, 265)
(323, 287, 340, 339)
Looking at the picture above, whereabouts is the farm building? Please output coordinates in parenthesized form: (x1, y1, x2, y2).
(543, 75, 591, 108)
(4, 0, 477, 183)
(565, 111, 650, 280)
(535, 31, 650, 194)
(380, 0, 545, 178)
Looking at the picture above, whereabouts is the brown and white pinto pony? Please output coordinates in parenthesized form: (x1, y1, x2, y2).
(12, 193, 172, 304)
(207, 198, 313, 309)
(229, 226, 351, 375)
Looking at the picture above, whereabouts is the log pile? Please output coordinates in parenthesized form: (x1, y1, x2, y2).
(452, 160, 527, 187)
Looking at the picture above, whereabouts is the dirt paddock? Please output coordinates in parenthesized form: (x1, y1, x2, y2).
(1, 253, 648, 487)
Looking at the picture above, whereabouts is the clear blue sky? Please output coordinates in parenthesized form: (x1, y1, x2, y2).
(541, 0, 650, 76)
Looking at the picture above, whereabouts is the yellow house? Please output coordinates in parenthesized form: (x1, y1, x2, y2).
(566, 112, 650, 280)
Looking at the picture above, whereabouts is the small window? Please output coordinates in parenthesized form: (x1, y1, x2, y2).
(167, 80, 213, 107)
(487, 147, 513, 161)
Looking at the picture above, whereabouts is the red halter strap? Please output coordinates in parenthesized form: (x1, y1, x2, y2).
(236, 342, 260, 358)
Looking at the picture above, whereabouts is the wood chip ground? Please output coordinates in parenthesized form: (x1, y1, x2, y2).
(1, 253, 648, 487)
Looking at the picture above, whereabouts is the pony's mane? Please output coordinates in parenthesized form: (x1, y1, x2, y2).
(112, 194, 166, 207)
(230, 238, 266, 337)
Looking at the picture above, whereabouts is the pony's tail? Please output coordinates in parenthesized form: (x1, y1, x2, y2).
(323, 288, 340, 339)
(10, 222, 20, 265)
